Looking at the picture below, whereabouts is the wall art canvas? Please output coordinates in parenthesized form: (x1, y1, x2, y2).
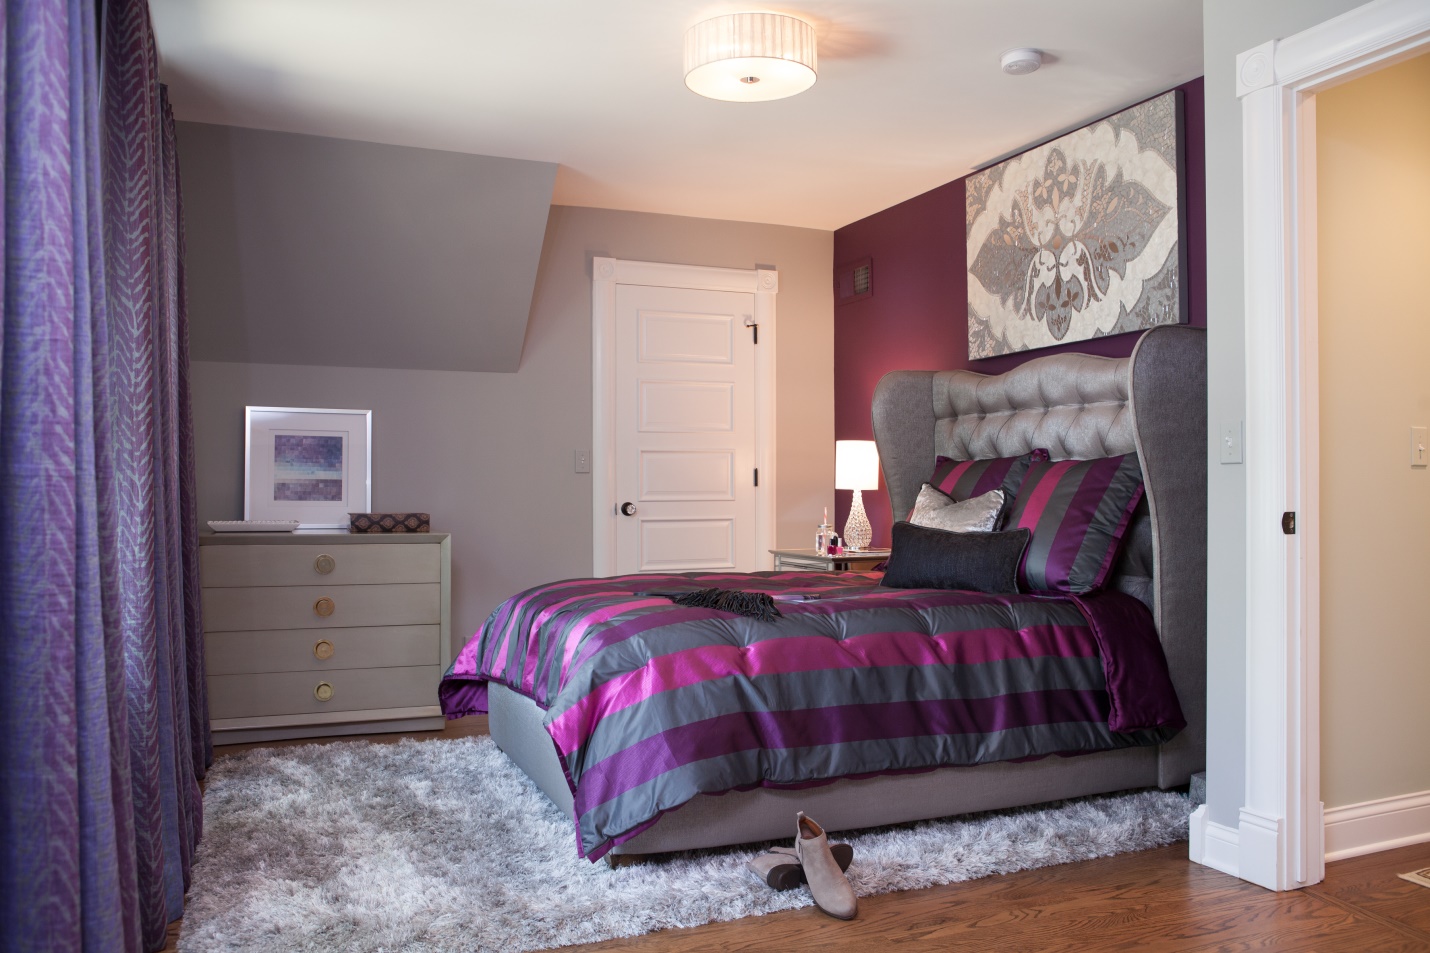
(966, 90, 1186, 359)
(272, 434, 346, 501)
(245, 407, 371, 528)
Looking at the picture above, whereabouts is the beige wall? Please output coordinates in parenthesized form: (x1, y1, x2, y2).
(192, 204, 833, 657)
(1317, 53, 1430, 809)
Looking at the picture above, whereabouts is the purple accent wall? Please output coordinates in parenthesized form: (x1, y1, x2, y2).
(833, 78, 1206, 547)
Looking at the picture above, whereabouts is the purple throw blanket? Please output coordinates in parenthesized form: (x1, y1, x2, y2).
(440, 571, 1184, 860)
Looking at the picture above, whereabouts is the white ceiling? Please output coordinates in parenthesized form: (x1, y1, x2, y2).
(150, 0, 1204, 231)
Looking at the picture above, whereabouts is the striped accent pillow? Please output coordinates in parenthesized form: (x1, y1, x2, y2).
(1006, 453, 1145, 594)
(927, 449, 1050, 503)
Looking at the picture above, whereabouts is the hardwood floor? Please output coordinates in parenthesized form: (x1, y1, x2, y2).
(566, 843, 1430, 952)
(160, 719, 1430, 952)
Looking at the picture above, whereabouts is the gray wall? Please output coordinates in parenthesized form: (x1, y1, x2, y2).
(178, 122, 557, 373)
(1201, 0, 1370, 831)
(191, 203, 834, 657)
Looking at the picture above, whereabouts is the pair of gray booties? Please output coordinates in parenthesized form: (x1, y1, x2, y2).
(746, 812, 858, 920)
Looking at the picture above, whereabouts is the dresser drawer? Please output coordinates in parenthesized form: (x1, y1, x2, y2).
(201, 543, 440, 588)
(202, 583, 439, 632)
(205, 625, 440, 675)
(207, 665, 440, 719)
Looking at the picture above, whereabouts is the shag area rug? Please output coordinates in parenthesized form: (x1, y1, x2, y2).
(179, 737, 1188, 953)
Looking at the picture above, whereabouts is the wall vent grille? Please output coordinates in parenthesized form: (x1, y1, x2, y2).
(835, 258, 873, 304)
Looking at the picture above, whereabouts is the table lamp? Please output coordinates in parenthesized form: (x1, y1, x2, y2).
(835, 439, 879, 551)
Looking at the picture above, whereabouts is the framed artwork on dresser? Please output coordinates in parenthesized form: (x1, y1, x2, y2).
(244, 406, 371, 528)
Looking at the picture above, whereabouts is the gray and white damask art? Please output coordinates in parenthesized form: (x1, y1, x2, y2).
(966, 91, 1185, 359)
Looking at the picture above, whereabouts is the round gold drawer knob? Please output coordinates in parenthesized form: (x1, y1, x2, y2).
(313, 639, 335, 660)
(314, 597, 335, 618)
(314, 682, 334, 702)
(314, 554, 335, 575)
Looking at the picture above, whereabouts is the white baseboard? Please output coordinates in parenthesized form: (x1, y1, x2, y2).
(1189, 804, 1241, 878)
(1324, 789, 1430, 861)
(1193, 789, 1430, 882)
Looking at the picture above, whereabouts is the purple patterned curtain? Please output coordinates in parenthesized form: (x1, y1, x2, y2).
(102, 0, 209, 946)
(1, 0, 208, 949)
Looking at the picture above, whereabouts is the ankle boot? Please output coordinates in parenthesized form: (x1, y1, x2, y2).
(794, 812, 858, 919)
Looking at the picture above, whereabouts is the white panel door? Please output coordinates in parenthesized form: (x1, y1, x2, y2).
(614, 284, 757, 574)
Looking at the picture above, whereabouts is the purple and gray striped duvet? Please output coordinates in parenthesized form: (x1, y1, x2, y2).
(439, 571, 1185, 860)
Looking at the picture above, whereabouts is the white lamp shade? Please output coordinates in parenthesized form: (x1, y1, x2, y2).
(835, 440, 880, 491)
(684, 12, 817, 103)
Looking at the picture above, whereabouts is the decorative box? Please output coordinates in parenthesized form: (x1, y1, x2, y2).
(348, 512, 430, 533)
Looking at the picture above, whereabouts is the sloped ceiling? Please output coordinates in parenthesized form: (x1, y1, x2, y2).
(179, 122, 557, 372)
(151, 0, 1204, 232)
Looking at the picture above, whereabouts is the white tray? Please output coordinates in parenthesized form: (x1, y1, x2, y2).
(207, 520, 300, 533)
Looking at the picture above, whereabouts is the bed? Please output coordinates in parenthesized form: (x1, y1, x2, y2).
(440, 324, 1206, 863)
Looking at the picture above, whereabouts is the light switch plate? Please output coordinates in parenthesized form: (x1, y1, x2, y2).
(1412, 426, 1427, 468)
(575, 449, 591, 474)
(1220, 420, 1243, 465)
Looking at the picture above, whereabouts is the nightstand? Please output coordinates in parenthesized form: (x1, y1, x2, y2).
(769, 548, 890, 572)
(199, 531, 451, 745)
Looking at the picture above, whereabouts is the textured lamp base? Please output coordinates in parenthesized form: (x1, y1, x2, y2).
(844, 489, 873, 551)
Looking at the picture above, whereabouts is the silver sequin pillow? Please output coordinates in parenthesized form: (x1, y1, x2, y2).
(908, 484, 1006, 534)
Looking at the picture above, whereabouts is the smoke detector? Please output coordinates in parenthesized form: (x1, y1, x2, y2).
(1001, 48, 1043, 76)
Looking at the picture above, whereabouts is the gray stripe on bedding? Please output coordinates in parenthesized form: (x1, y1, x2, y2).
(561, 656, 1108, 770)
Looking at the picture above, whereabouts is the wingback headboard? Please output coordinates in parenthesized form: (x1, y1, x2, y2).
(870, 325, 1207, 787)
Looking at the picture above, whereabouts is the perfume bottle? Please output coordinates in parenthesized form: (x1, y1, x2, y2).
(816, 507, 834, 555)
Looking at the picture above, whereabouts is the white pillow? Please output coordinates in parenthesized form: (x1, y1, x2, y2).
(908, 484, 1006, 534)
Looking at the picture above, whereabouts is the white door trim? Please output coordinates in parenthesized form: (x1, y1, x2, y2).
(592, 257, 777, 577)
(1190, 0, 1430, 891)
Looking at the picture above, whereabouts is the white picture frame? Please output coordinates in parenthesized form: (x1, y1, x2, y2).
(244, 406, 372, 529)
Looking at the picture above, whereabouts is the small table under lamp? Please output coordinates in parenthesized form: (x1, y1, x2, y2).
(835, 439, 879, 552)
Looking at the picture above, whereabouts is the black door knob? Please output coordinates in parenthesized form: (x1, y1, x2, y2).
(620, 502, 637, 516)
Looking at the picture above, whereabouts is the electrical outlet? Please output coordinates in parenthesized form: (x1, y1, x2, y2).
(1220, 420, 1243, 465)
(575, 449, 591, 474)
(1412, 426, 1427, 469)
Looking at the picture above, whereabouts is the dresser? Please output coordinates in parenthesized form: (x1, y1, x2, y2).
(199, 532, 451, 745)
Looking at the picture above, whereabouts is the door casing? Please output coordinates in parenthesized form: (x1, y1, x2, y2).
(592, 257, 777, 577)
(1188, 0, 1430, 892)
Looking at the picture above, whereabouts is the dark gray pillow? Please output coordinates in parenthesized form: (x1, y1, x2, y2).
(880, 521, 1031, 593)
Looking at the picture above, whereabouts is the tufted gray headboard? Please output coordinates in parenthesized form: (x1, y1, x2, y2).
(870, 325, 1206, 787)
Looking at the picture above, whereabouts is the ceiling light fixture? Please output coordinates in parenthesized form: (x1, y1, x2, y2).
(1000, 48, 1044, 75)
(684, 12, 817, 102)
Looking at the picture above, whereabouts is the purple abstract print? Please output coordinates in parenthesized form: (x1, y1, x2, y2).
(272, 433, 344, 501)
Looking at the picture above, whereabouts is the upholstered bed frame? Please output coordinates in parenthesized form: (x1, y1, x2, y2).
(489, 324, 1206, 860)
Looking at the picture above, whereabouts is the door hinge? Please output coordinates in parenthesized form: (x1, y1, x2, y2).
(753, 468, 759, 487)
(1282, 511, 1296, 535)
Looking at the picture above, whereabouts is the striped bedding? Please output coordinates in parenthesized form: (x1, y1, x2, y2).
(439, 570, 1185, 860)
